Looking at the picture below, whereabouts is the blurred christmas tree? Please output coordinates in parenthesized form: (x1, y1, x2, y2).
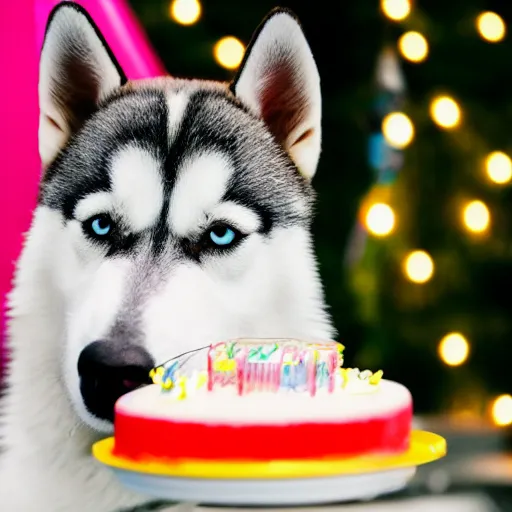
(348, 0, 512, 422)
(130, 0, 512, 422)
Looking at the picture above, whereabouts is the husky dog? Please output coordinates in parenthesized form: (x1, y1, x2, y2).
(0, 1, 334, 510)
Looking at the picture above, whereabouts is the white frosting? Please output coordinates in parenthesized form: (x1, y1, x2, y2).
(116, 379, 411, 426)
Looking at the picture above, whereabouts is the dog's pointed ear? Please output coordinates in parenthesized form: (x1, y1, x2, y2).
(39, 2, 127, 167)
(231, 8, 321, 181)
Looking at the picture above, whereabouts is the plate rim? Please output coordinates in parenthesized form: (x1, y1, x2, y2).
(93, 430, 446, 479)
(110, 466, 418, 505)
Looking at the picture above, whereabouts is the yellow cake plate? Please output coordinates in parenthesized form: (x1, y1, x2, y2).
(93, 431, 446, 505)
(94, 430, 445, 479)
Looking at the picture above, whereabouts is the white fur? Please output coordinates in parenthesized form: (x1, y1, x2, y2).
(75, 192, 113, 222)
(209, 201, 261, 233)
(0, 208, 149, 511)
(111, 146, 164, 232)
(169, 152, 234, 237)
(167, 91, 190, 143)
(74, 146, 165, 233)
(64, 257, 133, 433)
(233, 12, 322, 180)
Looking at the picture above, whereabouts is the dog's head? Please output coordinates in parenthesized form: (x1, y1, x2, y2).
(36, 2, 333, 431)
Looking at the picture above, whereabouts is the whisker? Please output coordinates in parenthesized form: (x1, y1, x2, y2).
(153, 344, 210, 370)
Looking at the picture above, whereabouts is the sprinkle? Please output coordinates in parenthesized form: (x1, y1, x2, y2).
(370, 370, 384, 385)
(339, 368, 350, 388)
(348, 368, 360, 378)
(149, 367, 164, 378)
(176, 377, 187, 400)
(162, 378, 173, 390)
(359, 370, 372, 380)
(150, 366, 165, 385)
(214, 359, 236, 372)
(196, 371, 207, 389)
(262, 343, 279, 360)
(248, 346, 263, 362)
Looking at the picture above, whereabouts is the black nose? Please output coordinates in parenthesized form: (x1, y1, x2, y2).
(78, 341, 155, 423)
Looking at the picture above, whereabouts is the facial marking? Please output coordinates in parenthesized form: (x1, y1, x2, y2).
(74, 191, 113, 222)
(210, 201, 261, 233)
(110, 146, 164, 232)
(167, 91, 189, 144)
(169, 151, 234, 237)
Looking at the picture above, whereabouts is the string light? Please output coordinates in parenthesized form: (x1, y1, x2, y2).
(365, 203, 396, 237)
(214, 36, 245, 70)
(169, 0, 201, 26)
(382, 112, 414, 149)
(398, 31, 429, 63)
(462, 200, 490, 234)
(430, 96, 461, 129)
(476, 12, 506, 43)
(491, 394, 512, 426)
(485, 151, 512, 185)
(438, 332, 469, 367)
(381, 0, 411, 22)
(403, 250, 434, 284)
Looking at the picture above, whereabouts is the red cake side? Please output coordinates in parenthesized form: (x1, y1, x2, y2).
(113, 380, 413, 462)
(114, 405, 412, 461)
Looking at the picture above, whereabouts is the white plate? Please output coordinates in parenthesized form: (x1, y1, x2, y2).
(112, 466, 416, 506)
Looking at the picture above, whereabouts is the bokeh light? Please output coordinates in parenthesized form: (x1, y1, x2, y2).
(382, 112, 414, 149)
(365, 203, 396, 237)
(438, 333, 470, 367)
(485, 151, 512, 184)
(169, 0, 201, 26)
(430, 96, 461, 129)
(491, 394, 512, 426)
(403, 250, 434, 284)
(398, 31, 429, 63)
(214, 36, 245, 69)
(462, 200, 490, 234)
(381, 0, 411, 22)
(476, 12, 506, 43)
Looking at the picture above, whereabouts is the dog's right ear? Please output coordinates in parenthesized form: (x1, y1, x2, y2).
(231, 8, 321, 181)
(39, 2, 127, 168)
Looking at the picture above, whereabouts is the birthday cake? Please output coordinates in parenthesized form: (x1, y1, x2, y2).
(112, 339, 412, 463)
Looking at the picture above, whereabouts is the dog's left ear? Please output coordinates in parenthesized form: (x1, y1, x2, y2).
(39, 2, 127, 168)
(231, 8, 321, 181)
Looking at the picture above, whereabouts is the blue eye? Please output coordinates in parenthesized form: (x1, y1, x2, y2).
(209, 226, 236, 246)
(87, 215, 112, 238)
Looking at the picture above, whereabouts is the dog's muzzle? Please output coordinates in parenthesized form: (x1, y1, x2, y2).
(77, 340, 154, 422)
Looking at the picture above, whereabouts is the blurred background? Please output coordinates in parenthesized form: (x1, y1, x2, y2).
(125, 0, 512, 507)
(126, 0, 512, 424)
(3, 0, 512, 509)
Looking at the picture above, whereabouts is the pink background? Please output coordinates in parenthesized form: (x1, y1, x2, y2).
(0, 0, 165, 380)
